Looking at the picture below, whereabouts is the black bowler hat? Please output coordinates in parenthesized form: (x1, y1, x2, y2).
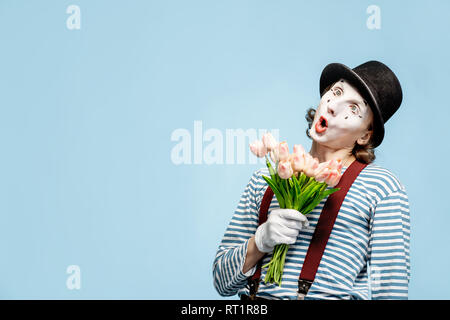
(319, 60, 403, 148)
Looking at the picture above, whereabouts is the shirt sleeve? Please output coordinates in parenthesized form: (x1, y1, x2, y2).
(212, 169, 263, 297)
(368, 187, 411, 300)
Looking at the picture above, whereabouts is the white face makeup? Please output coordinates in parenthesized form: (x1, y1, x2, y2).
(310, 78, 374, 150)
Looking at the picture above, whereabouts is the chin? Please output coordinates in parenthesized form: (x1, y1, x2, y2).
(312, 133, 351, 150)
(310, 130, 328, 143)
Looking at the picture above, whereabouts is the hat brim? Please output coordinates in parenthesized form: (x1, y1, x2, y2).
(319, 63, 384, 148)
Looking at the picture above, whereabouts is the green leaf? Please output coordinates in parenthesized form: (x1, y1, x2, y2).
(294, 174, 302, 190)
(320, 187, 340, 199)
(301, 177, 315, 193)
(298, 172, 306, 187)
(279, 178, 292, 204)
(289, 179, 295, 200)
(293, 176, 300, 209)
(267, 162, 275, 180)
(283, 179, 292, 208)
(307, 182, 327, 204)
(291, 173, 297, 185)
(262, 175, 285, 208)
(297, 181, 316, 209)
(302, 195, 325, 214)
(303, 186, 341, 214)
(308, 182, 324, 198)
(299, 182, 324, 212)
(301, 180, 316, 194)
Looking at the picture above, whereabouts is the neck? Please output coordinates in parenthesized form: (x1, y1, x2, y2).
(309, 141, 356, 167)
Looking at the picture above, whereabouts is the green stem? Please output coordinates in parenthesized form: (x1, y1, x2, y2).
(265, 155, 276, 181)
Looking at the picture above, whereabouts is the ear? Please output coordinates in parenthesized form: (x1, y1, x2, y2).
(357, 130, 372, 146)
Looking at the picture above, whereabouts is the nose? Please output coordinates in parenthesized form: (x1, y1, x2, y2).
(327, 104, 336, 116)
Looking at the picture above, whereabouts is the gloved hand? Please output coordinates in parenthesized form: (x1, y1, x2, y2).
(254, 208, 309, 253)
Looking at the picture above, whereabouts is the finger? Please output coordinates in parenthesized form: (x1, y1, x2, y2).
(277, 225, 299, 239)
(302, 218, 310, 227)
(279, 218, 304, 231)
(278, 209, 308, 223)
(277, 234, 297, 245)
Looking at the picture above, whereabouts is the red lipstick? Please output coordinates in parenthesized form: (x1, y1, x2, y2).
(315, 116, 328, 133)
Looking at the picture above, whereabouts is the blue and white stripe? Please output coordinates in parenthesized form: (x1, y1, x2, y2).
(212, 163, 410, 300)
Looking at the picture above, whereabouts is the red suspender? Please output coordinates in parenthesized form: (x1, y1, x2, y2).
(247, 160, 367, 299)
(249, 186, 274, 284)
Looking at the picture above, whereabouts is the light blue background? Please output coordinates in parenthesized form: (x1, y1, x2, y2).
(0, 0, 448, 299)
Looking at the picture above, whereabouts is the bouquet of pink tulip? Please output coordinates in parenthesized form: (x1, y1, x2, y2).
(249, 132, 344, 286)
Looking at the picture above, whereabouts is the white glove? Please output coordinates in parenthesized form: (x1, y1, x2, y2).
(254, 208, 309, 253)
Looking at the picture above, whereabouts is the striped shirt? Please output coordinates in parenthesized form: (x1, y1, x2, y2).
(213, 163, 411, 300)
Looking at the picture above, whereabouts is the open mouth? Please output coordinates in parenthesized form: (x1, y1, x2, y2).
(315, 116, 328, 133)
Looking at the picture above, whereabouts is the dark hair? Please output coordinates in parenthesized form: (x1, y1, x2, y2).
(305, 82, 376, 164)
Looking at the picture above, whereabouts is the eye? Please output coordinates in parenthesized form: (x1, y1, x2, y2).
(350, 104, 359, 114)
(334, 88, 343, 96)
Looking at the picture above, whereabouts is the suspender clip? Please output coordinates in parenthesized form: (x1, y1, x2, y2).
(247, 278, 260, 300)
(297, 279, 313, 300)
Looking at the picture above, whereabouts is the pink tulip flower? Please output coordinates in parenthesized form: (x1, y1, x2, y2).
(335, 159, 344, 171)
(291, 144, 306, 173)
(327, 159, 343, 171)
(291, 152, 305, 173)
(277, 159, 294, 179)
(326, 170, 342, 187)
(278, 141, 290, 162)
(249, 140, 267, 158)
(262, 132, 278, 151)
(293, 144, 306, 155)
(315, 167, 331, 183)
(302, 153, 320, 177)
(314, 159, 343, 187)
(270, 148, 279, 163)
